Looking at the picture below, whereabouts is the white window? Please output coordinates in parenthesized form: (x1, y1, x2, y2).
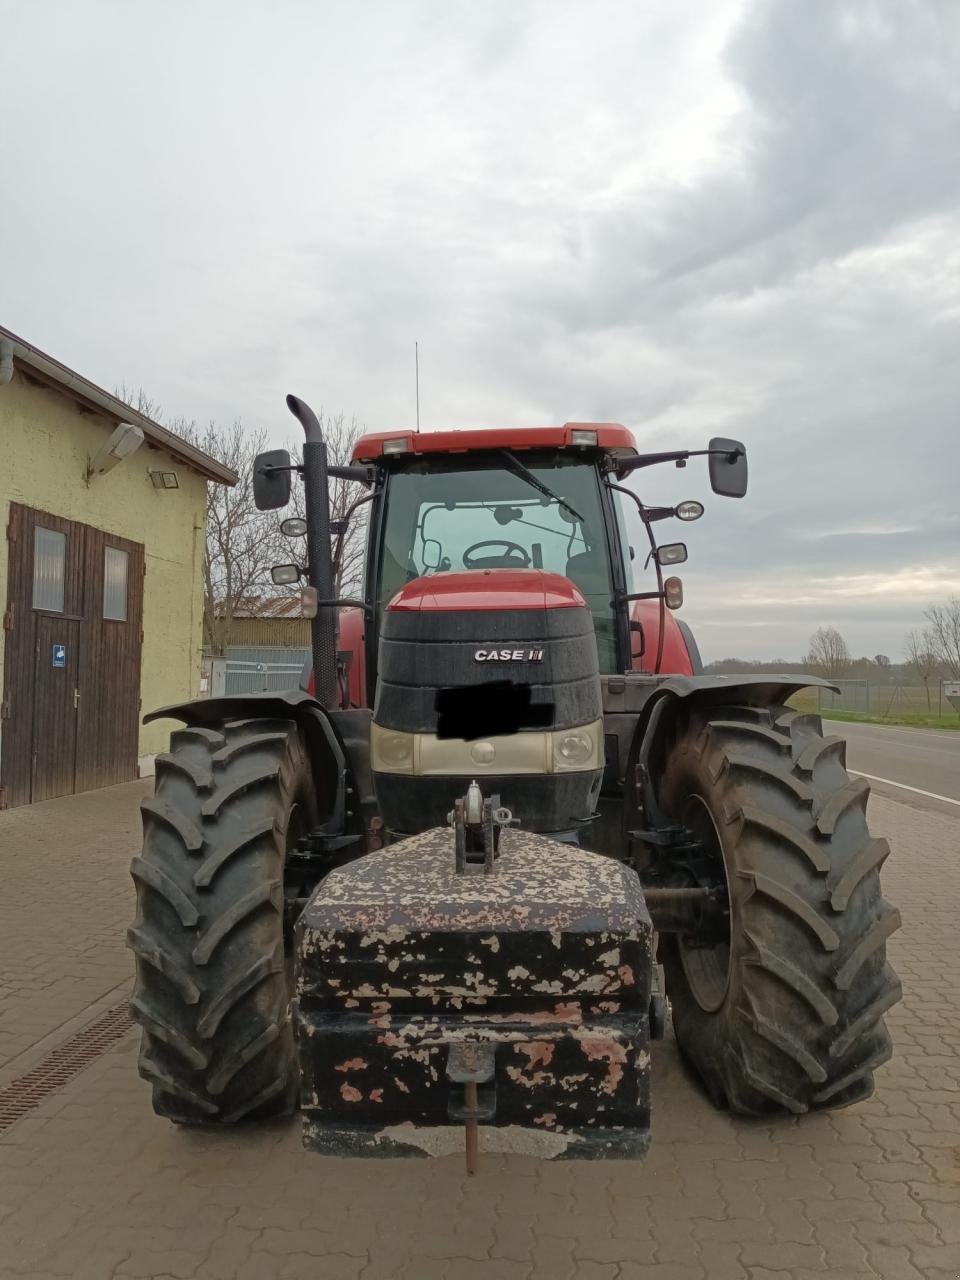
(32, 527, 66, 612)
(103, 546, 128, 621)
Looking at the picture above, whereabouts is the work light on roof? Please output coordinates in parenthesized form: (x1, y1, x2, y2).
(569, 429, 598, 447)
(382, 436, 412, 455)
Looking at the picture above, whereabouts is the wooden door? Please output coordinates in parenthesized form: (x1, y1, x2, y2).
(1, 503, 144, 807)
(31, 615, 81, 801)
(75, 527, 144, 791)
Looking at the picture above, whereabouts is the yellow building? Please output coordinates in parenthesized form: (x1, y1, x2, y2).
(0, 325, 236, 808)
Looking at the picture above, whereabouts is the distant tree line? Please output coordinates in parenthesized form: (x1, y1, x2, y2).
(705, 599, 960, 699)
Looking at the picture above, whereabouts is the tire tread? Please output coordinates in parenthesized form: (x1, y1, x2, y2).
(660, 701, 901, 1117)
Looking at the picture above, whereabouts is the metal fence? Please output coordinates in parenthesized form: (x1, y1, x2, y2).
(204, 647, 309, 697)
(796, 680, 960, 719)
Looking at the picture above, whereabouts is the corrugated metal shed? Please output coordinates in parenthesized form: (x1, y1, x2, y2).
(221, 615, 312, 647)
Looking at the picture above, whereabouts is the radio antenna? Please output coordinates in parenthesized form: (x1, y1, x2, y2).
(415, 341, 420, 432)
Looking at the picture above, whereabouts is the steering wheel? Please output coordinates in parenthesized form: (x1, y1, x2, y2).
(462, 539, 531, 569)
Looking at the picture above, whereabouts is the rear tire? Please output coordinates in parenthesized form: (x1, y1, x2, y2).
(658, 703, 901, 1115)
(128, 717, 317, 1124)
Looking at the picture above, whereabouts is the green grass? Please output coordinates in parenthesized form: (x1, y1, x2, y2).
(786, 696, 960, 731)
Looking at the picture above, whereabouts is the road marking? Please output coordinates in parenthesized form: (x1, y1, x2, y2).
(825, 721, 960, 743)
(854, 772, 960, 808)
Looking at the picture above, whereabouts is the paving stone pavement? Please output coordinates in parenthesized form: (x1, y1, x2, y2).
(0, 781, 148, 1081)
(0, 782, 958, 1279)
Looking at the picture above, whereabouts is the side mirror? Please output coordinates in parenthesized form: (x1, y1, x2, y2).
(271, 563, 301, 585)
(708, 438, 748, 498)
(253, 449, 293, 510)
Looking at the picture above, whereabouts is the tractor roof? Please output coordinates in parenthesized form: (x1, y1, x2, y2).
(352, 422, 638, 463)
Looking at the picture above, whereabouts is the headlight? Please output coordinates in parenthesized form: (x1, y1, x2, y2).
(371, 725, 415, 771)
(552, 724, 602, 771)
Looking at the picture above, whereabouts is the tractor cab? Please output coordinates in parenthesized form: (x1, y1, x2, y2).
(356, 425, 639, 675)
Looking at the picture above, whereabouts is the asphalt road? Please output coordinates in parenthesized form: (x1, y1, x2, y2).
(824, 717, 960, 810)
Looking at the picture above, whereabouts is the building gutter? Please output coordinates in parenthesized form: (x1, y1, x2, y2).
(0, 324, 237, 486)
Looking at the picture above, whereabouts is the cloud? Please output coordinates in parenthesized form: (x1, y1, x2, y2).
(1, 0, 958, 659)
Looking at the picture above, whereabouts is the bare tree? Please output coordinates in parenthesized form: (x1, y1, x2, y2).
(873, 653, 891, 669)
(115, 381, 166, 423)
(923, 597, 960, 679)
(807, 626, 850, 679)
(116, 386, 370, 650)
(284, 412, 368, 596)
(177, 419, 286, 655)
(905, 629, 940, 710)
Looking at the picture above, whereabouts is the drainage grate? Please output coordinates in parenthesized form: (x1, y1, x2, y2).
(0, 1000, 133, 1131)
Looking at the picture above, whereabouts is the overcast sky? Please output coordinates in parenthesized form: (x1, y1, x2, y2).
(3, 1, 958, 661)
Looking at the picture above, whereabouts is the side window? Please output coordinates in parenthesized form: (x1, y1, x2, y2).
(103, 546, 129, 621)
(613, 493, 637, 593)
(32, 526, 66, 612)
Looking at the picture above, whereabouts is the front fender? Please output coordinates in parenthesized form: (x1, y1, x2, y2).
(649, 672, 838, 708)
(144, 690, 351, 830)
(602, 672, 838, 791)
(144, 688, 325, 727)
(619, 673, 839, 831)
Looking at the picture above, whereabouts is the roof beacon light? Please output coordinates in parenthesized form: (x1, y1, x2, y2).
(382, 436, 413, 456)
(664, 576, 684, 610)
(569, 429, 598, 447)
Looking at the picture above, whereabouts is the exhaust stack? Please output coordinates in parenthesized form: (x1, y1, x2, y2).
(286, 394, 338, 709)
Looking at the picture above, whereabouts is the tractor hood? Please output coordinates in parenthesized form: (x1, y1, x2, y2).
(386, 568, 587, 613)
(373, 568, 604, 836)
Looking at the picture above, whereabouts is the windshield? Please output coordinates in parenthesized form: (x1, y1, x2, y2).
(377, 453, 619, 671)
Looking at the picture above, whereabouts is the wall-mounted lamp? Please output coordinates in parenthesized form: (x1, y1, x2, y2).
(149, 469, 180, 490)
(86, 422, 145, 481)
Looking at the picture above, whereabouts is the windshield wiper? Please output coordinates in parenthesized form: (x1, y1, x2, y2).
(499, 450, 583, 523)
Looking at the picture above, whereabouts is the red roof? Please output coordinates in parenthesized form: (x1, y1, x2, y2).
(387, 569, 587, 612)
(352, 422, 637, 462)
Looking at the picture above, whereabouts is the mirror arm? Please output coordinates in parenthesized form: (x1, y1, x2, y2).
(328, 464, 375, 484)
(264, 463, 372, 483)
(616, 445, 744, 475)
(316, 598, 373, 618)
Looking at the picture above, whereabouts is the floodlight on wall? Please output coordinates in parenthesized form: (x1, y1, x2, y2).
(149, 470, 180, 490)
(86, 422, 145, 480)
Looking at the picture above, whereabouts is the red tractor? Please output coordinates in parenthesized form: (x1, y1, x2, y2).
(129, 397, 900, 1162)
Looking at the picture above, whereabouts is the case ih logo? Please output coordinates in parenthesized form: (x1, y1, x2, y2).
(474, 648, 544, 662)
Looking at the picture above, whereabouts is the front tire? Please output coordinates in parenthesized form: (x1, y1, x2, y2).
(658, 703, 901, 1115)
(128, 717, 317, 1124)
